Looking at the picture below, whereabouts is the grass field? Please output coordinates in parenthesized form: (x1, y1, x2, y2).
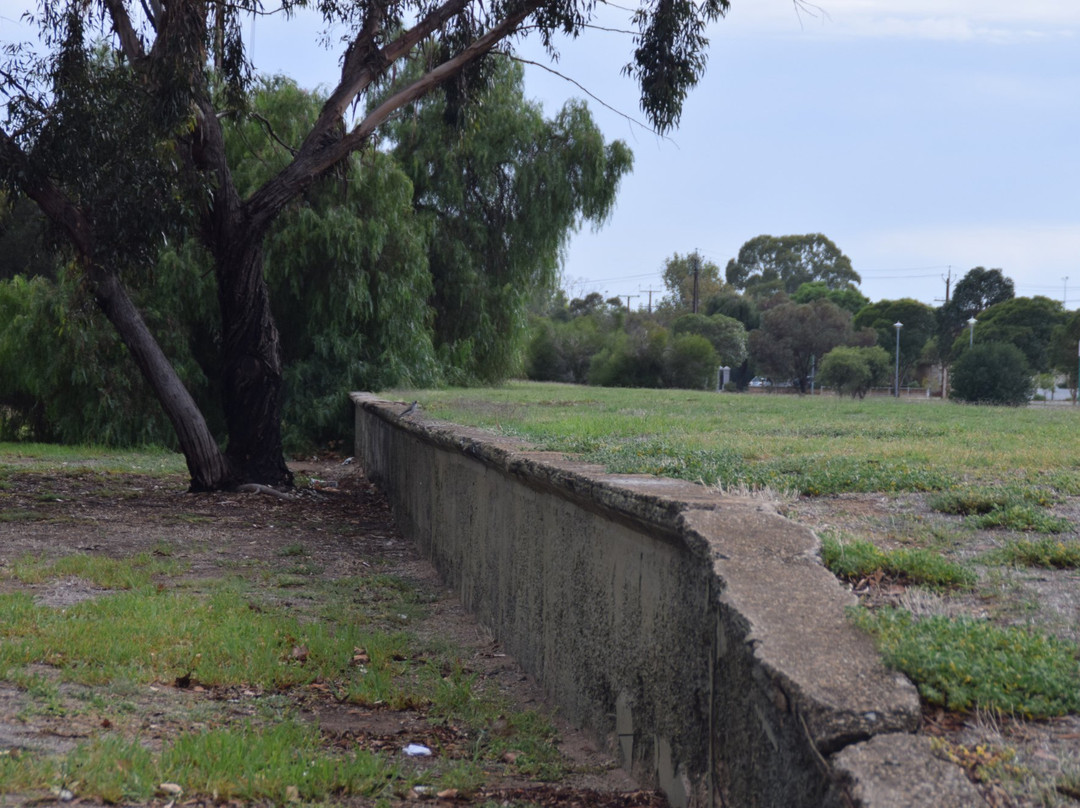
(398, 382, 1080, 497)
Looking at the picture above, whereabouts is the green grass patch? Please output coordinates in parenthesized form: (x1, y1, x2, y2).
(0, 443, 187, 475)
(0, 509, 46, 523)
(969, 505, 1072, 534)
(382, 383, 1080, 496)
(276, 542, 307, 557)
(849, 607, 1080, 718)
(2, 722, 402, 804)
(9, 553, 184, 589)
(991, 538, 1080, 569)
(820, 536, 976, 589)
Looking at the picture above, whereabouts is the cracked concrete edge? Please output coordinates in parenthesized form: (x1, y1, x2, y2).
(827, 734, 985, 807)
(352, 394, 979, 807)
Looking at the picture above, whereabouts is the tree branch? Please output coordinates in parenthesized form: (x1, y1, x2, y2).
(103, 0, 149, 64)
(245, 0, 542, 233)
(252, 111, 298, 156)
(506, 53, 667, 141)
(0, 126, 94, 256)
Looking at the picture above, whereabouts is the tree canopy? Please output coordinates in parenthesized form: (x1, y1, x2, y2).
(968, 296, 1064, 373)
(2, 0, 726, 490)
(660, 251, 728, 314)
(852, 298, 936, 382)
(748, 299, 869, 392)
(725, 234, 861, 297)
(383, 57, 631, 383)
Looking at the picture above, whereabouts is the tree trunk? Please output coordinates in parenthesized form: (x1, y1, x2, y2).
(87, 264, 235, 491)
(1, 128, 233, 492)
(215, 238, 294, 487)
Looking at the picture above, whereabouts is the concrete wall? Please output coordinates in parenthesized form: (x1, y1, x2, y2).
(352, 394, 984, 808)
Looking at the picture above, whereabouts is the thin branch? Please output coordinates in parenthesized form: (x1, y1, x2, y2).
(792, 0, 830, 27)
(507, 53, 669, 142)
(336, 2, 539, 156)
(251, 112, 298, 156)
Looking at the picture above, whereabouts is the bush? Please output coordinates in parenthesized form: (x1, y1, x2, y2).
(818, 345, 891, 398)
(587, 324, 667, 388)
(950, 342, 1033, 405)
(663, 334, 718, 389)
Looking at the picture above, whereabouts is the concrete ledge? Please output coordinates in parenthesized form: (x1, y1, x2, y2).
(352, 394, 984, 808)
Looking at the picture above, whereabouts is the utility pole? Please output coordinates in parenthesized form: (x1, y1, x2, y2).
(936, 267, 952, 399)
(691, 251, 700, 314)
(641, 288, 662, 314)
(620, 294, 639, 313)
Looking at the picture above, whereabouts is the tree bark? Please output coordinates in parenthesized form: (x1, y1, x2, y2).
(87, 264, 235, 491)
(215, 236, 294, 487)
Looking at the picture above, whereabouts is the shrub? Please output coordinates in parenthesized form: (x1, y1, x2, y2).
(663, 334, 718, 390)
(995, 538, 1080, 569)
(818, 345, 891, 398)
(950, 342, 1033, 405)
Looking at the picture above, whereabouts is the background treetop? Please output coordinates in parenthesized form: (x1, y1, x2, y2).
(660, 250, 728, 314)
(724, 233, 860, 297)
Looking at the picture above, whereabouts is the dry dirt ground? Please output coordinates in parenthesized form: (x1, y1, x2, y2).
(3, 459, 1080, 808)
(0, 458, 665, 808)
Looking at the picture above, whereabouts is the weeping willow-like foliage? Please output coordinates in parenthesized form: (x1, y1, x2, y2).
(384, 56, 633, 383)
(0, 270, 209, 446)
(167, 77, 441, 450)
(1, 66, 630, 449)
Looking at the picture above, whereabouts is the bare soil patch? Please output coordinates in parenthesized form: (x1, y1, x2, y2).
(0, 459, 661, 807)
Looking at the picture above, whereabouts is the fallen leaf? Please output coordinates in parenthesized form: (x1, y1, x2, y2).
(285, 785, 300, 802)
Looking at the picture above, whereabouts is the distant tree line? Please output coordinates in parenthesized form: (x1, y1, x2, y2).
(526, 246, 1080, 407)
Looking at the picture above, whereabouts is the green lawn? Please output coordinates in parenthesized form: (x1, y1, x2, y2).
(393, 382, 1080, 497)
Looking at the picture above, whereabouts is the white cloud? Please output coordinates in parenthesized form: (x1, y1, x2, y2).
(725, 0, 1080, 42)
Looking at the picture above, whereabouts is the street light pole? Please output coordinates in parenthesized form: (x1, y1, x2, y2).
(968, 317, 977, 347)
(894, 321, 903, 398)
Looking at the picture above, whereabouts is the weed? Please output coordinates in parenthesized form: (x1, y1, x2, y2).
(820, 536, 975, 589)
(991, 538, 1080, 569)
(969, 505, 1072, 534)
(930, 487, 1018, 516)
(276, 542, 307, 557)
(849, 607, 1080, 718)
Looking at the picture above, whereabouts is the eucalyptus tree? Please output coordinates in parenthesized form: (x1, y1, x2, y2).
(725, 234, 860, 297)
(966, 296, 1064, 373)
(748, 299, 871, 392)
(660, 250, 727, 314)
(937, 266, 1015, 348)
(2, 0, 730, 490)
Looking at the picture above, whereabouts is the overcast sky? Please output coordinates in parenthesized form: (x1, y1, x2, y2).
(4, 1, 1077, 309)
